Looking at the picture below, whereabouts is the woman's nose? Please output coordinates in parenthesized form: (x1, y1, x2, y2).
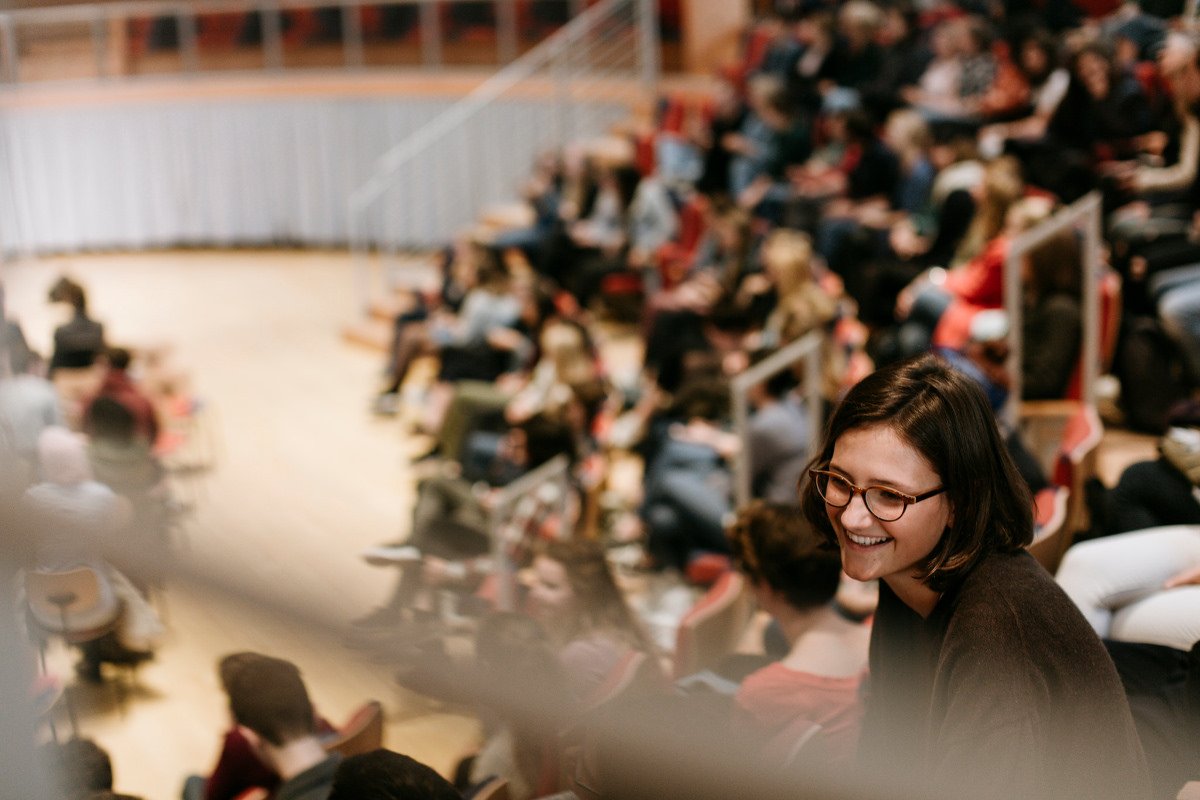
(838, 492, 875, 529)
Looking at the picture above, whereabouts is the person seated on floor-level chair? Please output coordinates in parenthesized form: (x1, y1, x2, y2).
(218, 653, 340, 800)
(46, 277, 105, 376)
(23, 427, 160, 683)
(182, 651, 338, 800)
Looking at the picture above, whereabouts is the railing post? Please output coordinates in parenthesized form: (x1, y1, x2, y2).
(348, 193, 372, 315)
(342, 2, 365, 68)
(1082, 193, 1102, 409)
(0, 15, 18, 85)
(91, 9, 108, 79)
(261, 3, 285, 71)
(419, 0, 441, 69)
(497, 0, 518, 64)
(637, 0, 659, 89)
(177, 8, 199, 74)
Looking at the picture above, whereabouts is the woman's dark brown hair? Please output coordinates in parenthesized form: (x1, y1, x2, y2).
(799, 354, 1034, 592)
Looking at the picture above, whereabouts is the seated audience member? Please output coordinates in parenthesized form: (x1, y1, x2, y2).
(902, 16, 999, 124)
(1086, 419, 1200, 539)
(47, 277, 106, 375)
(1, 280, 32, 374)
(799, 354, 1150, 800)
(355, 414, 578, 629)
(1043, 39, 1152, 197)
(528, 538, 658, 701)
(222, 653, 340, 800)
(23, 427, 160, 681)
(0, 343, 62, 485)
(327, 749, 460, 800)
(727, 502, 869, 767)
(1106, 638, 1200, 800)
(41, 738, 143, 800)
(1057, 525, 1200, 652)
(728, 73, 810, 216)
(374, 242, 519, 416)
(1018, 227, 1084, 400)
(979, 27, 1070, 154)
(183, 652, 337, 800)
(459, 613, 571, 799)
(84, 397, 172, 588)
(82, 348, 160, 446)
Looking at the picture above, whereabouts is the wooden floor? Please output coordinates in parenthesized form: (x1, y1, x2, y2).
(1, 249, 1158, 799)
(4, 250, 479, 799)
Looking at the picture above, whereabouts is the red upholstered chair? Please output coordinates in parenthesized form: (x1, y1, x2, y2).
(672, 570, 754, 680)
(1024, 403, 1103, 573)
(655, 193, 709, 289)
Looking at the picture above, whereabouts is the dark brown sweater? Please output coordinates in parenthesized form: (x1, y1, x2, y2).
(857, 550, 1151, 800)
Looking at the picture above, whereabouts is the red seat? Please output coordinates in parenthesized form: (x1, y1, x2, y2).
(672, 570, 753, 680)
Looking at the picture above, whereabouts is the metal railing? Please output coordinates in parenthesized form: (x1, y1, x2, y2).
(347, 0, 658, 310)
(488, 453, 572, 610)
(0, 0, 599, 85)
(730, 330, 824, 508)
(1002, 191, 1103, 426)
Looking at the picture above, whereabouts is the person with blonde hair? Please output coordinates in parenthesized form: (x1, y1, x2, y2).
(758, 229, 838, 349)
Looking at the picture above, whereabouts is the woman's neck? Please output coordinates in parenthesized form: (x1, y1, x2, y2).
(884, 573, 941, 618)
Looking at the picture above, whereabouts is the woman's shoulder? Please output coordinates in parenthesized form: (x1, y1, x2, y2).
(941, 551, 1108, 666)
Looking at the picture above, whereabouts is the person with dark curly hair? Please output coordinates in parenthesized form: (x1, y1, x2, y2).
(727, 501, 869, 768)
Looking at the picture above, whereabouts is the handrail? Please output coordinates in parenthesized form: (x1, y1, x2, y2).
(488, 453, 572, 610)
(730, 329, 824, 508)
(346, 0, 657, 310)
(348, 0, 617, 214)
(1002, 191, 1102, 427)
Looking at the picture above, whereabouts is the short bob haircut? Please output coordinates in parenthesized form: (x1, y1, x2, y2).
(800, 354, 1033, 591)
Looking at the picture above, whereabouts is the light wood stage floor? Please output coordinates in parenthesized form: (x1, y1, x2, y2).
(4, 250, 480, 799)
(0, 249, 1157, 799)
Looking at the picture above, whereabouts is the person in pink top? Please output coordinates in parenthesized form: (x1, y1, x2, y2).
(727, 502, 870, 767)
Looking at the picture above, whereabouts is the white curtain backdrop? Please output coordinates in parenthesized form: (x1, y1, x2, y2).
(0, 93, 627, 254)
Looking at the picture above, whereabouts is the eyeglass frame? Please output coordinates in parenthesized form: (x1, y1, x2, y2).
(808, 467, 947, 522)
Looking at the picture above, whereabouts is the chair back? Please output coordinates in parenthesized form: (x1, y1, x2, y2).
(672, 571, 753, 680)
(1027, 403, 1103, 572)
(324, 700, 384, 758)
(25, 567, 119, 638)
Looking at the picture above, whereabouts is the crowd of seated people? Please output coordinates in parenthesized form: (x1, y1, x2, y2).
(344, 1, 1200, 798)
(2, 279, 179, 685)
(12, 1, 1200, 798)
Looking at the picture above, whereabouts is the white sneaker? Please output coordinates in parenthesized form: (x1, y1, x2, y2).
(361, 545, 422, 566)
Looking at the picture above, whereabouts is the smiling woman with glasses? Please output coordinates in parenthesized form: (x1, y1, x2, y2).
(796, 353, 1150, 800)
